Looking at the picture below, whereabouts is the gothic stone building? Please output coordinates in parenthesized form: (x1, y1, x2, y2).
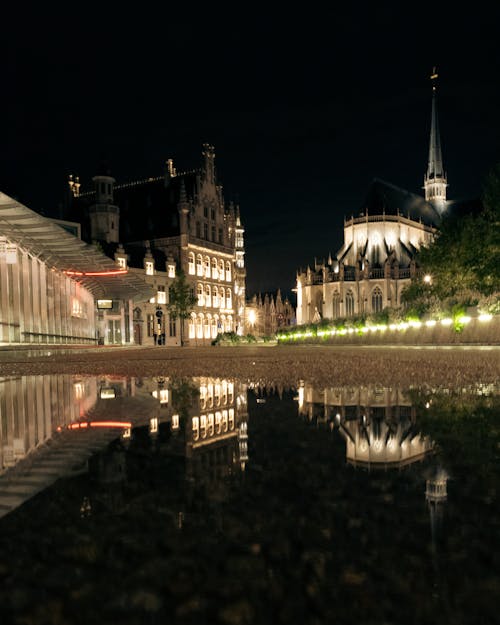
(296, 74, 448, 325)
(67, 145, 246, 345)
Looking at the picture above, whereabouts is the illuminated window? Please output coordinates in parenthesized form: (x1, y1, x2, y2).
(204, 256, 210, 278)
(117, 257, 126, 269)
(204, 314, 211, 338)
(197, 314, 203, 338)
(372, 286, 383, 313)
(197, 254, 203, 276)
(188, 252, 195, 275)
(157, 285, 166, 304)
(220, 288, 225, 309)
(192, 416, 199, 441)
(215, 411, 222, 433)
(205, 284, 211, 307)
(211, 257, 218, 279)
(226, 315, 232, 332)
(211, 316, 217, 338)
(200, 414, 207, 438)
(219, 259, 224, 277)
(189, 313, 196, 338)
(226, 288, 232, 310)
(168, 263, 175, 278)
(145, 261, 154, 275)
(208, 413, 214, 436)
(197, 283, 204, 306)
(213, 286, 219, 308)
(225, 260, 231, 281)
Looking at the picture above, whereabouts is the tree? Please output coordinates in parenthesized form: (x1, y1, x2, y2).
(403, 163, 500, 315)
(166, 269, 197, 346)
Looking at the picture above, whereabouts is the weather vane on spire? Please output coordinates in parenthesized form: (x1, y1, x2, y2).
(430, 66, 438, 91)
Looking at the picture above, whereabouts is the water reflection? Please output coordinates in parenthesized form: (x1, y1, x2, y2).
(0, 374, 248, 518)
(0, 374, 498, 624)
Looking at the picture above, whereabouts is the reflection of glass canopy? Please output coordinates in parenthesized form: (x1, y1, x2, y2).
(0, 191, 153, 301)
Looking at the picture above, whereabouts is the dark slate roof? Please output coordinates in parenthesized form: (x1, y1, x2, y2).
(359, 178, 441, 227)
(73, 170, 199, 244)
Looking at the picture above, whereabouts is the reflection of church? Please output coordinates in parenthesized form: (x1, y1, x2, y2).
(296, 71, 449, 324)
(297, 383, 435, 469)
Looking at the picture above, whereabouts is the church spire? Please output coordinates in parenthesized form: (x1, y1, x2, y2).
(424, 67, 448, 214)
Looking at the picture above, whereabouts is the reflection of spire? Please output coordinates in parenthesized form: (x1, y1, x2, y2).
(426, 468, 448, 547)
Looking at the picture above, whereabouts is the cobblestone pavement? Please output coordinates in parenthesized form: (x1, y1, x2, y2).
(0, 344, 498, 390)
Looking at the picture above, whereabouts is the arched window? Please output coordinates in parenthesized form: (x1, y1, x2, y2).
(225, 260, 231, 281)
(196, 254, 203, 276)
(197, 314, 204, 338)
(212, 315, 219, 338)
(220, 288, 226, 309)
(205, 284, 211, 306)
(219, 259, 225, 278)
(211, 257, 218, 279)
(220, 314, 226, 334)
(226, 315, 233, 332)
(188, 313, 196, 338)
(332, 292, 341, 319)
(204, 314, 211, 338)
(226, 288, 232, 310)
(372, 286, 383, 313)
(197, 283, 204, 306)
(188, 252, 195, 275)
(213, 286, 219, 308)
(204, 256, 210, 278)
(345, 290, 355, 317)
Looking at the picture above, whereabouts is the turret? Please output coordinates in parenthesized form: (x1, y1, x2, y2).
(89, 164, 120, 243)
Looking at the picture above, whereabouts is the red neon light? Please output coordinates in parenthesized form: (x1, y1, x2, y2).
(68, 420, 132, 430)
(64, 269, 128, 277)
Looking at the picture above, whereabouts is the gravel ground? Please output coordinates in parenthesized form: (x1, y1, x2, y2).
(0, 344, 498, 390)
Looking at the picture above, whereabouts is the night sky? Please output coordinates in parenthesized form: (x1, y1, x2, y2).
(1, 5, 499, 297)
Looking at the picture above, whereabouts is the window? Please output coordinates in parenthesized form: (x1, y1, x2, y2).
(225, 260, 231, 281)
(147, 314, 154, 337)
(204, 256, 210, 278)
(189, 313, 196, 339)
(218, 228, 223, 244)
(157, 285, 166, 304)
(211, 258, 218, 279)
(117, 257, 126, 269)
(219, 259, 224, 278)
(220, 288, 226, 309)
(332, 292, 340, 319)
(205, 284, 211, 306)
(196, 221, 201, 238)
(197, 283, 204, 306)
(211, 316, 217, 338)
(372, 286, 383, 313)
(197, 314, 203, 338)
(197, 254, 203, 276)
(211, 208, 215, 221)
(204, 314, 211, 338)
(226, 288, 232, 309)
(167, 263, 175, 278)
(204, 205, 208, 218)
(169, 317, 176, 337)
(204, 223, 208, 239)
(345, 290, 355, 316)
(211, 225, 216, 241)
(188, 252, 195, 275)
(213, 286, 219, 308)
(145, 261, 154, 275)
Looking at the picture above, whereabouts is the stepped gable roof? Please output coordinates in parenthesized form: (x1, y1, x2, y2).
(359, 178, 441, 227)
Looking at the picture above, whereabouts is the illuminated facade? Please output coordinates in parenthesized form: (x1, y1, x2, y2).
(245, 289, 295, 336)
(296, 75, 448, 325)
(0, 192, 152, 345)
(67, 145, 246, 345)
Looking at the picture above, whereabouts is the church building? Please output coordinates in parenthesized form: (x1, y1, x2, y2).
(66, 145, 246, 345)
(296, 72, 448, 325)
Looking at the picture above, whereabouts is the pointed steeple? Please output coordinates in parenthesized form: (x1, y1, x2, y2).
(424, 68, 448, 214)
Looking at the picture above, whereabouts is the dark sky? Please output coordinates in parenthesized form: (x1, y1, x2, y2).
(1, 4, 499, 296)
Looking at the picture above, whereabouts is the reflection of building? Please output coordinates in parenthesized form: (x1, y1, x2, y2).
(296, 72, 446, 324)
(65, 145, 246, 344)
(297, 383, 434, 469)
(245, 289, 295, 337)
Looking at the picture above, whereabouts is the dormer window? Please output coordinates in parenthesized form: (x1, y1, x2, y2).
(117, 257, 126, 269)
(145, 261, 154, 275)
(167, 263, 176, 278)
